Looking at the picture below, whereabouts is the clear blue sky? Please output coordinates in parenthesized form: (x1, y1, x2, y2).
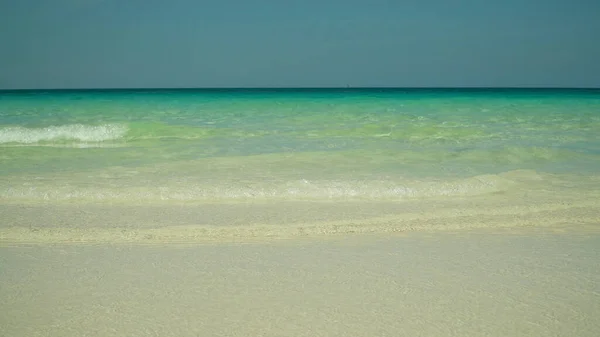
(1, 0, 599, 89)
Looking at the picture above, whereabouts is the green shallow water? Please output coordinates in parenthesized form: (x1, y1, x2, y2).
(1, 88, 600, 203)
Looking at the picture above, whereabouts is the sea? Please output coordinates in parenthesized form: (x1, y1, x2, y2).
(1, 88, 599, 242)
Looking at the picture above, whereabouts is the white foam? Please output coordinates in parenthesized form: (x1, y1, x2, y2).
(0, 124, 128, 144)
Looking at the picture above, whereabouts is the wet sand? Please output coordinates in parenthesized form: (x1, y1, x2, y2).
(2, 197, 599, 244)
(1, 227, 599, 337)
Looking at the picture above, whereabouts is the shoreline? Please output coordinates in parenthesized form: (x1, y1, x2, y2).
(2, 199, 599, 245)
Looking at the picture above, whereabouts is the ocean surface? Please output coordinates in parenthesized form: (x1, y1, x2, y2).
(1, 88, 599, 241)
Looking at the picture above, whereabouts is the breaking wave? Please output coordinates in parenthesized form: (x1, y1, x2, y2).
(0, 124, 128, 144)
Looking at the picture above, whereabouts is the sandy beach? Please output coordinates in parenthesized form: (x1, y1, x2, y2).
(1, 226, 599, 337)
(2, 88, 599, 336)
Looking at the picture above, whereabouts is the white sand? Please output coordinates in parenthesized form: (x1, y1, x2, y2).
(1, 228, 599, 337)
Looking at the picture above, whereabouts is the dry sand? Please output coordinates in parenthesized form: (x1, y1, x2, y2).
(1, 227, 599, 337)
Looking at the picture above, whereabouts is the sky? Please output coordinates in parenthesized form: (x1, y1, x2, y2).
(1, 0, 599, 89)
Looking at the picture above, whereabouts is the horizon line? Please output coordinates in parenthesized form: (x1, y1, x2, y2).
(1, 86, 599, 92)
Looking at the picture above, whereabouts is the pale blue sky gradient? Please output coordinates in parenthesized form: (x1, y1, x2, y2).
(1, 0, 599, 88)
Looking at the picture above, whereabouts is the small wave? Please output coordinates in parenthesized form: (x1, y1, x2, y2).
(0, 124, 128, 144)
(0, 173, 518, 202)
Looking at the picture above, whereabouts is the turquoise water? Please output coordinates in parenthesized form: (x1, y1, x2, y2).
(1, 88, 600, 204)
